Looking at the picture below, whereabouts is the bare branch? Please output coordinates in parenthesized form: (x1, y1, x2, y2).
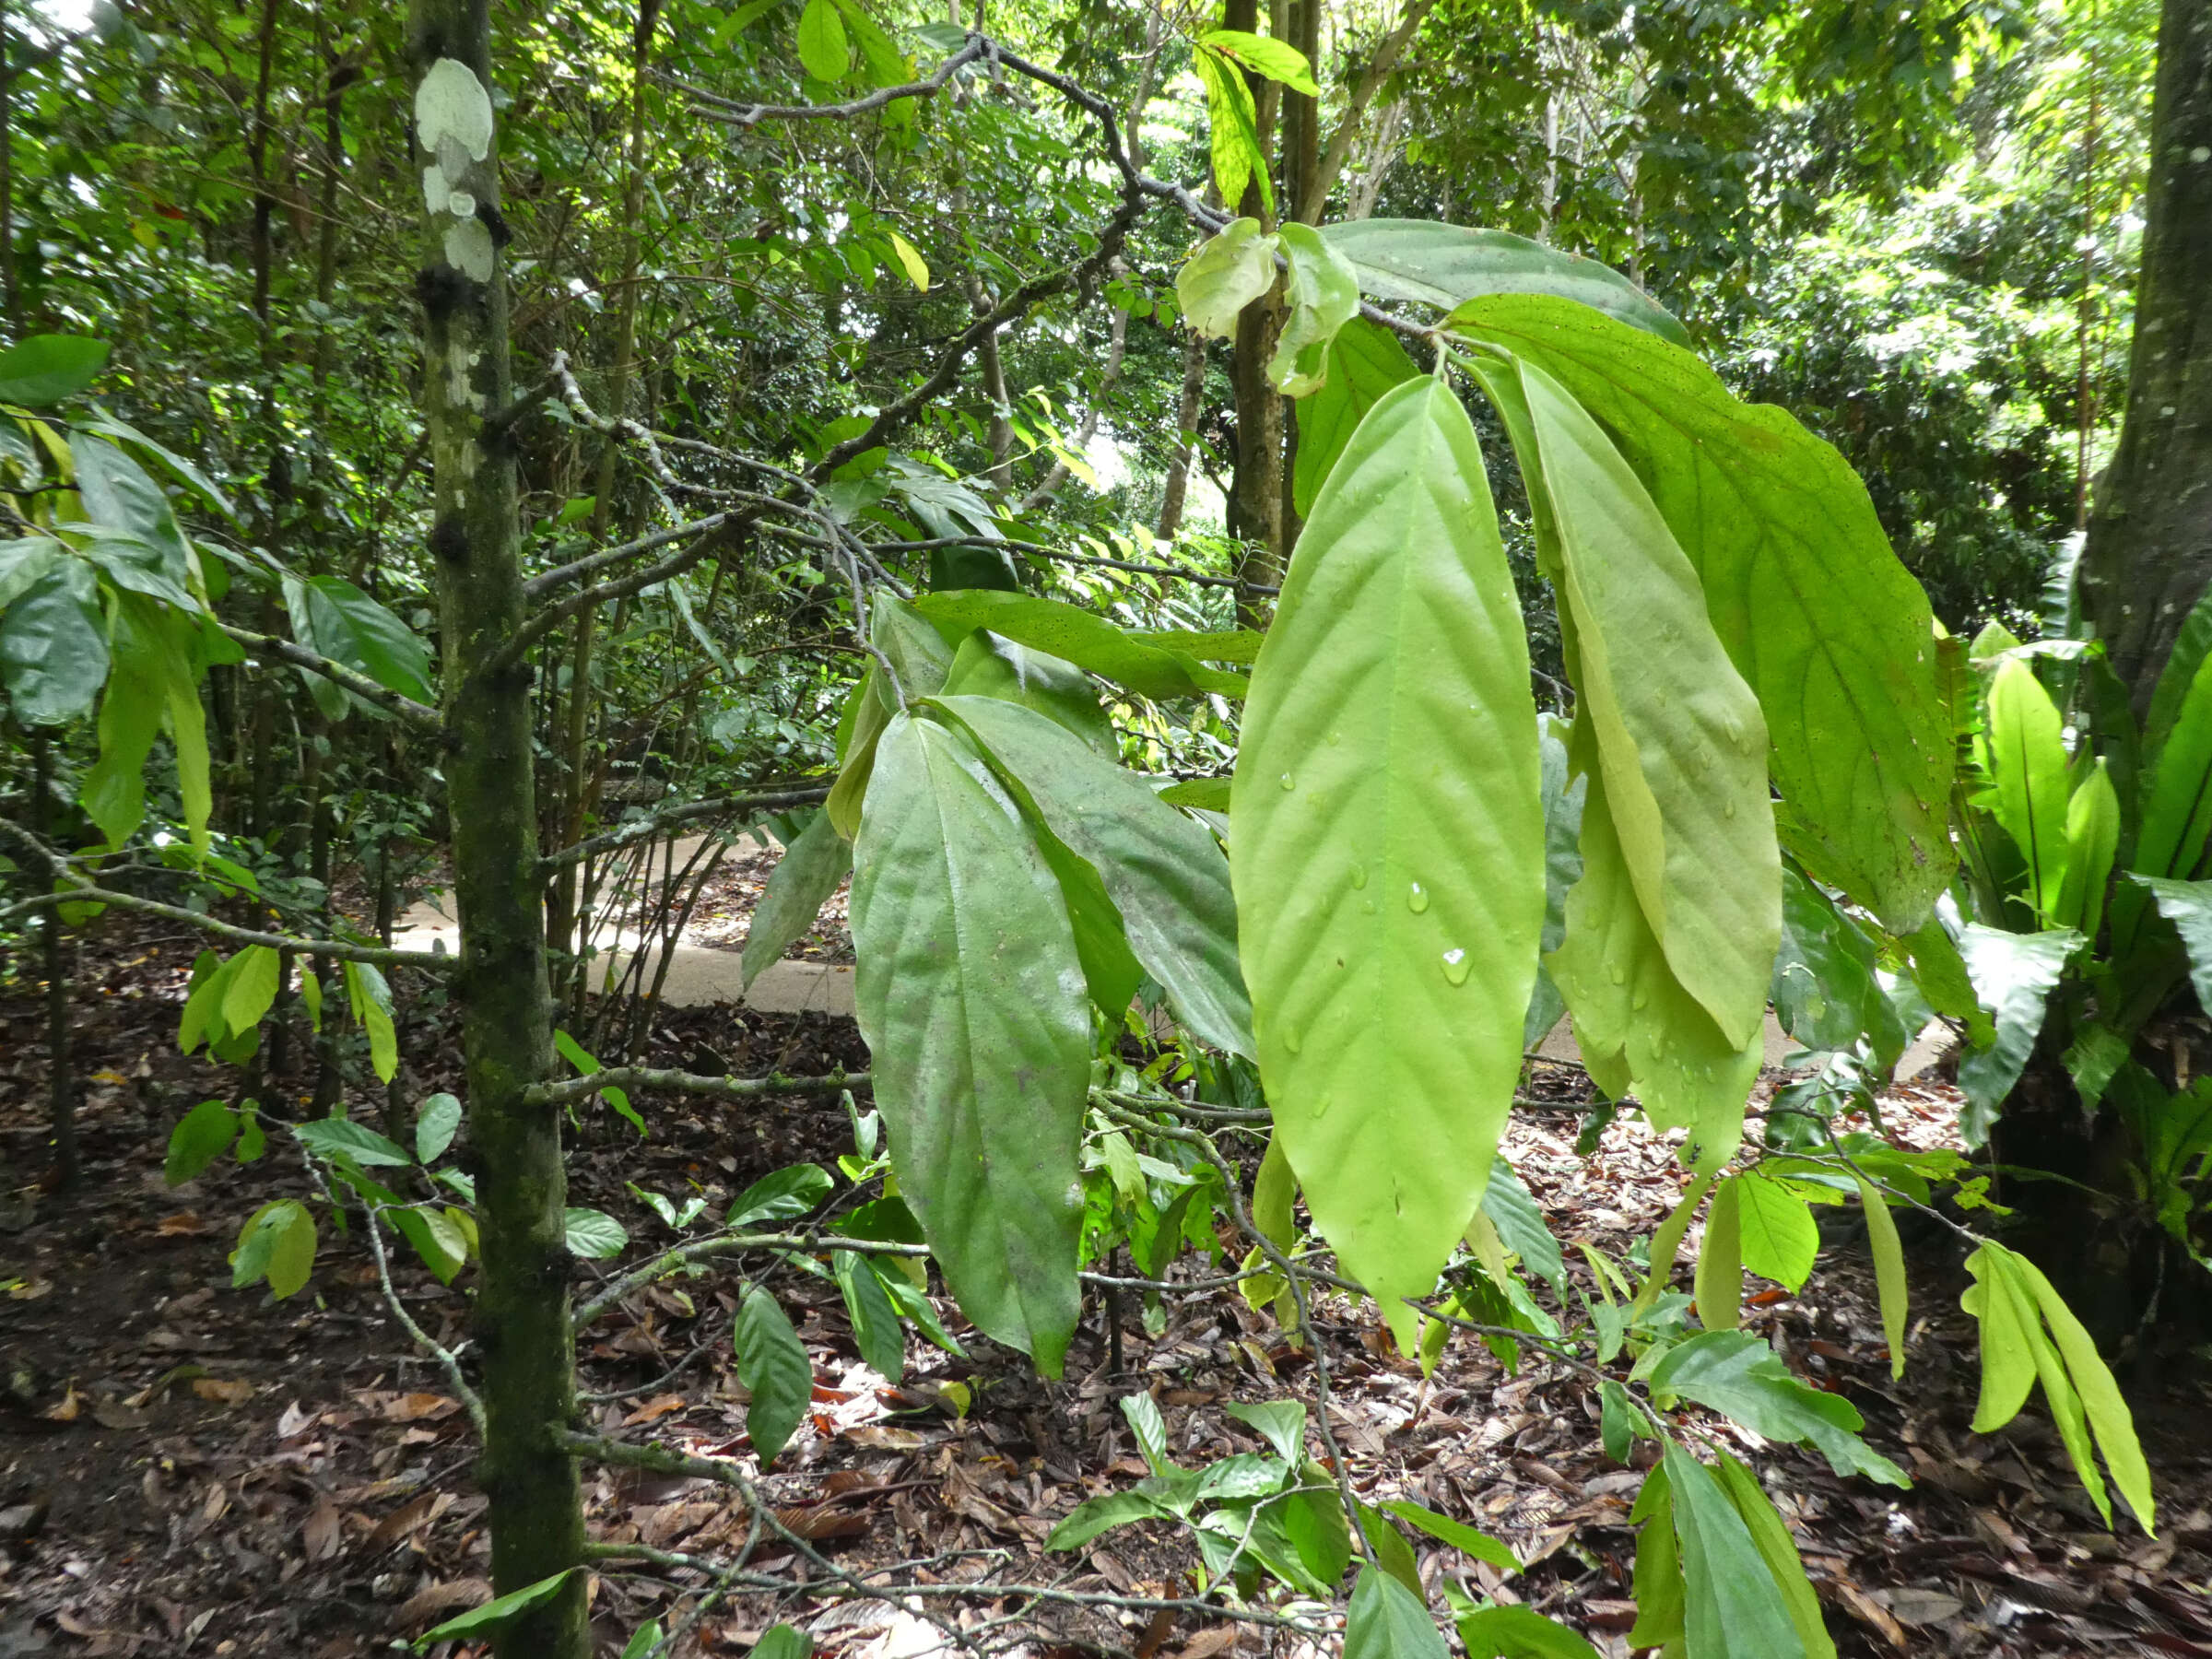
(531, 1062, 865, 1110)
(662, 36, 988, 127)
(524, 512, 734, 600)
(536, 783, 832, 871)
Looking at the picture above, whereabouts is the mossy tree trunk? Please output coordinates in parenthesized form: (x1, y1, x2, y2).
(409, 3, 590, 1654)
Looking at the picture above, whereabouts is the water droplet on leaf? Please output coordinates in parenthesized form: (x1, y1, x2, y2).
(1441, 947, 1469, 986)
(1407, 882, 1430, 913)
(1279, 772, 1295, 791)
(1349, 865, 1368, 889)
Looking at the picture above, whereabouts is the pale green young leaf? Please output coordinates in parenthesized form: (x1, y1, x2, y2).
(1321, 220, 1686, 346)
(1628, 1464, 1685, 1648)
(727, 1163, 834, 1226)
(1984, 657, 2071, 920)
(1190, 47, 1270, 215)
(1224, 1399, 1306, 1463)
(1268, 224, 1360, 396)
(1960, 1243, 2040, 1431)
(2054, 759, 2120, 938)
(1175, 218, 1277, 341)
(734, 1287, 814, 1463)
(935, 695, 1253, 1055)
(562, 1207, 629, 1258)
(1047, 1491, 1172, 1550)
(2136, 650, 2212, 880)
(886, 229, 929, 292)
(1854, 1177, 1910, 1379)
(1453, 295, 1953, 930)
(795, 0, 850, 79)
(1512, 356, 1779, 1048)
(165, 1100, 239, 1186)
(416, 1093, 463, 1164)
(1693, 1174, 1743, 1332)
(1230, 377, 1543, 1355)
(849, 714, 1089, 1373)
(1735, 1170, 1819, 1291)
(742, 811, 853, 992)
(2011, 1251, 2157, 1533)
(912, 592, 1242, 699)
(219, 946, 282, 1036)
(1197, 28, 1320, 93)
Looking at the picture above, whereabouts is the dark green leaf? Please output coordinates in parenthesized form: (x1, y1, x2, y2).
(727, 1163, 834, 1227)
(1453, 1605, 1603, 1659)
(743, 812, 853, 992)
(0, 335, 110, 405)
(294, 1115, 414, 1169)
(563, 1207, 629, 1259)
(1665, 1448, 1813, 1658)
(834, 1250, 907, 1382)
(416, 1571, 573, 1646)
(734, 1287, 814, 1464)
(165, 1100, 239, 1186)
(1343, 1564, 1448, 1659)
(0, 556, 107, 724)
(1650, 1331, 1907, 1486)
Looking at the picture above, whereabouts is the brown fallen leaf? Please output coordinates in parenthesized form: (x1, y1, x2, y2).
(157, 1211, 207, 1236)
(192, 1376, 254, 1405)
(394, 1578, 491, 1631)
(383, 1392, 462, 1423)
(304, 1496, 344, 1561)
(1175, 1630, 1242, 1659)
(366, 1488, 449, 1552)
(621, 1393, 688, 1427)
(39, 1381, 79, 1422)
(774, 1504, 870, 1542)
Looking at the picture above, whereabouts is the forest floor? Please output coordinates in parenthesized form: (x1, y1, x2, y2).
(3, 893, 2212, 1658)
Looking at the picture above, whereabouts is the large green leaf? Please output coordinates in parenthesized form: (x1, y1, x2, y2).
(1547, 737, 1762, 1166)
(795, 0, 850, 79)
(1665, 1448, 1818, 1659)
(1652, 1332, 1907, 1486)
(71, 435, 194, 587)
(1317, 220, 1688, 347)
(1269, 223, 1360, 396)
(2133, 645, 2212, 881)
(912, 591, 1244, 700)
(1453, 1606, 1602, 1659)
(733, 1287, 814, 1464)
(1453, 295, 1953, 930)
(1523, 713, 1586, 1049)
(1955, 924, 2084, 1145)
(1733, 1170, 1818, 1292)
(1708, 1452, 1838, 1659)
(1293, 319, 1419, 519)
(1344, 1565, 1449, 1659)
(2009, 1250, 2155, 1533)
(1476, 352, 1778, 1045)
(940, 629, 1115, 757)
(1984, 657, 2071, 920)
(936, 695, 1253, 1056)
(2136, 877, 2212, 1017)
(2055, 759, 2120, 937)
(848, 713, 1090, 1372)
(1771, 867, 1911, 1069)
(1230, 376, 1543, 1352)
(0, 335, 109, 406)
(1175, 218, 1277, 341)
(742, 811, 852, 992)
(284, 573, 435, 707)
(0, 556, 107, 724)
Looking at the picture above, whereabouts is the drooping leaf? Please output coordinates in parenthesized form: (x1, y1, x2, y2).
(1268, 223, 1360, 396)
(1955, 924, 2084, 1145)
(2136, 648, 2212, 885)
(1453, 295, 1954, 930)
(1771, 866, 1912, 1069)
(742, 811, 853, 991)
(1320, 220, 1687, 347)
(1665, 1448, 1818, 1659)
(0, 335, 110, 406)
(936, 695, 1253, 1055)
(1693, 1173, 1743, 1332)
(1292, 318, 1419, 519)
(1855, 1176, 1910, 1380)
(1709, 1452, 1838, 1659)
(885, 229, 929, 291)
(1189, 46, 1269, 214)
(1197, 28, 1320, 92)
(71, 435, 193, 584)
(2009, 1251, 2156, 1533)
(1382, 1499, 1518, 1572)
(1504, 355, 1780, 1045)
(1175, 218, 1278, 341)
(848, 713, 1090, 1372)
(1984, 657, 2071, 920)
(1479, 1161, 1565, 1295)
(1453, 1604, 1603, 1659)
(284, 573, 436, 706)
(1230, 376, 1543, 1353)
(734, 1288, 814, 1463)
(1523, 712, 1586, 1049)
(1651, 1332, 1908, 1486)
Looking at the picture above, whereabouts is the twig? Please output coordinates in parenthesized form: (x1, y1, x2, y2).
(218, 624, 441, 728)
(529, 1063, 865, 1111)
(537, 783, 833, 871)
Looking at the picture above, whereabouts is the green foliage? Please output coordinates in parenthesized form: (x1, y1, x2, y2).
(1231, 376, 1542, 1352)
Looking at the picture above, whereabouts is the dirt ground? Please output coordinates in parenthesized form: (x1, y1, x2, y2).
(3, 901, 2212, 1658)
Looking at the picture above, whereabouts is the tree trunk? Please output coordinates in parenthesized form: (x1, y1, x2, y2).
(1156, 328, 1208, 543)
(1222, 0, 1284, 621)
(2078, 0, 2211, 700)
(409, 3, 588, 1653)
